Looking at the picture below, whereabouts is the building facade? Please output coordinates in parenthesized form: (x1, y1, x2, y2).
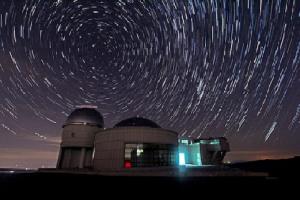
(178, 137, 230, 166)
(57, 107, 230, 171)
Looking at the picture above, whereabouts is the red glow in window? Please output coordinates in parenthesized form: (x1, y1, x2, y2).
(124, 161, 132, 168)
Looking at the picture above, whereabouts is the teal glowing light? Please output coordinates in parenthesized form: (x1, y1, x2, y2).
(179, 153, 186, 165)
(196, 153, 202, 166)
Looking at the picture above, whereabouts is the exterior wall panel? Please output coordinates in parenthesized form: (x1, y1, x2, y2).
(93, 127, 178, 170)
(57, 124, 102, 169)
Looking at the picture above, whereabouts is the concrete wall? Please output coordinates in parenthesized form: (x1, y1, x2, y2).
(61, 124, 102, 147)
(93, 127, 178, 170)
(57, 124, 103, 169)
(200, 138, 230, 165)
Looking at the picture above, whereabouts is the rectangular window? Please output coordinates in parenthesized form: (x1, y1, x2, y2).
(124, 143, 177, 168)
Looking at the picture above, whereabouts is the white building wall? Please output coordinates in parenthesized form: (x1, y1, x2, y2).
(93, 127, 178, 170)
(61, 125, 102, 147)
(57, 124, 103, 169)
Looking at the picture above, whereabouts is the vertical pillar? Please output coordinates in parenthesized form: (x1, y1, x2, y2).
(79, 148, 86, 168)
(212, 151, 218, 164)
(56, 148, 62, 168)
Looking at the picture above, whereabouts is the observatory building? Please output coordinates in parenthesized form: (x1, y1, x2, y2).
(57, 106, 230, 171)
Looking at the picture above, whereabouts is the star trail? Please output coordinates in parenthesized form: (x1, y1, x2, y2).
(0, 0, 300, 168)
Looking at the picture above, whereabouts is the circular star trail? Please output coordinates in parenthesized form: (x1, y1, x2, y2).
(0, 0, 300, 155)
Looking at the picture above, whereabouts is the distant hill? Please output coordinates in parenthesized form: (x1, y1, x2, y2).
(228, 156, 300, 177)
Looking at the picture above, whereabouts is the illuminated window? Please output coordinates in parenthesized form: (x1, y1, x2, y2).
(137, 148, 143, 156)
(199, 139, 220, 145)
(180, 139, 189, 144)
(124, 143, 177, 168)
(209, 140, 220, 145)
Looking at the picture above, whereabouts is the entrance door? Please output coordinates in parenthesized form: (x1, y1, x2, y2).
(69, 148, 81, 168)
(179, 153, 186, 165)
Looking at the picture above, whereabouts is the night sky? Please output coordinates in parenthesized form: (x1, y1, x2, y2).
(0, 0, 300, 168)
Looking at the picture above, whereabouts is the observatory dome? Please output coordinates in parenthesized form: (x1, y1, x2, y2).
(114, 117, 160, 128)
(63, 108, 104, 127)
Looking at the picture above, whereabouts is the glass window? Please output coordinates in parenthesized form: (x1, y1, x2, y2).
(124, 143, 177, 168)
